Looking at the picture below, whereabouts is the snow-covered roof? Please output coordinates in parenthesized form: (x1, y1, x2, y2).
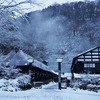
(0, 50, 56, 74)
(0, 50, 33, 66)
(75, 46, 100, 58)
(32, 60, 57, 74)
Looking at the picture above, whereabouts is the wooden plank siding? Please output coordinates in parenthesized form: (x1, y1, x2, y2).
(17, 64, 58, 82)
(71, 46, 100, 79)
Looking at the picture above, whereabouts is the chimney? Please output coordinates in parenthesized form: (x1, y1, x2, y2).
(42, 60, 48, 66)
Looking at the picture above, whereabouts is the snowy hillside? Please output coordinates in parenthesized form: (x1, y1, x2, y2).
(18, 0, 100, 72)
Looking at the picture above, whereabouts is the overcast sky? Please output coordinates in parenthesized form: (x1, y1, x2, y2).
(6, 0, 94, 13)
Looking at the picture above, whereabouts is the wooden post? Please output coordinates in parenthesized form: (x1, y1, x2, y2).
(58, 62, 61, 90)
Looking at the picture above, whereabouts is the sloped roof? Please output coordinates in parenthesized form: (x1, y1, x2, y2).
(75, 46, 100, 58)
(0, 50, 33, 66)
(0, 50, 56, 74)
(32, 59, 52, 72)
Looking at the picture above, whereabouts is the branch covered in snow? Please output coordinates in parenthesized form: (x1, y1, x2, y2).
(0, 0, 42, 9)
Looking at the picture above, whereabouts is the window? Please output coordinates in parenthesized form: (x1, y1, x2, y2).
(90, 64, 95, 68)
(85, 56, 91, 58)
(84, 63, 95, 73)
(85, 59, 91, 61)
(84, 63, 95, 68)
(93, 59, 99, 61)
(78, 59, 84, 61)
(92, 56, 98, 58)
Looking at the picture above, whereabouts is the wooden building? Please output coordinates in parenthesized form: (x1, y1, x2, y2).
(0, 50, 58, 83)
(71, 46, 100, 79)
(17, 61, 58, 82)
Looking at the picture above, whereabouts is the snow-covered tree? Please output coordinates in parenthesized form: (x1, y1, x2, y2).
(0, 66, 21, 79)
(0, 0, 41, 54)
(0, 9, 26, 54)
(17, 74, 32, 90)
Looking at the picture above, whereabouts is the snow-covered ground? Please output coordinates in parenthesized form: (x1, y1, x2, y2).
(0, 82, 100, 100)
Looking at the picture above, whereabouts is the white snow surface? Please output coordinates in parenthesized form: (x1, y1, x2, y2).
(0, 50, 33, 66)
(0, 82, 100, 100)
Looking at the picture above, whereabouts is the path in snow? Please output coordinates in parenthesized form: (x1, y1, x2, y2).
(0, 83, 100, 100)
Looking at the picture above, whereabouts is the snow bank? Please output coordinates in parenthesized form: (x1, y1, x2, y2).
(0, 79, 19, 92)
(0, 75, 32, 92)
(0, 82, 100, 100)
(70, 75, 100, 92)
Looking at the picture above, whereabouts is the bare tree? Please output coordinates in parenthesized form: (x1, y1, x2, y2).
(0, 0, 41, 9)
(0, 0, 42, 16)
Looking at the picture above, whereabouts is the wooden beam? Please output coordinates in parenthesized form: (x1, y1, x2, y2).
(81, 61, 100, 63)
(78, 58, 99, 59)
